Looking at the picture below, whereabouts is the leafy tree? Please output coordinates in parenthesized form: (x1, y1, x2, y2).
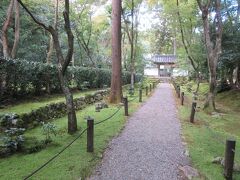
(122, 0, 143, 91)
(17, 0, 78, 134)
(197, 0, 223, 110)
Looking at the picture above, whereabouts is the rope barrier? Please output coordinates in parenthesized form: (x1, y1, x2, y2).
(24, 128, 88, 179)
(94, 106, 122, 125)
(23, 84, 153, 179)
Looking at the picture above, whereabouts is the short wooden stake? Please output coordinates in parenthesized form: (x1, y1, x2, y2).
(150, 84, 152, 92)
(139, 89, 142, 102)
(123, 97, 128, 116)
(146, 86, 148, 96)
(190, 102, 197, 123)
(177, 86, 180, 98)
(181, 92, 184, 105)
(87, 117, 94, 152)
(175, 85, 178, 93)
(224, 139, 236, 180)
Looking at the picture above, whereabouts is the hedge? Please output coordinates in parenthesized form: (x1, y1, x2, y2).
(0, 57, 142, 102)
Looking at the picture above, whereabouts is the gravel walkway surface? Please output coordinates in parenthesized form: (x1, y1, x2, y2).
(90, 83, 189, 180)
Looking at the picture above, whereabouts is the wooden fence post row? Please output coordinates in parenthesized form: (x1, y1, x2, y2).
(87, 117, 94, 152)
(224, 139, 236, 180)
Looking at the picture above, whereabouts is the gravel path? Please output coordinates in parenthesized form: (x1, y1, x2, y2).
(90, 83, 189, 180)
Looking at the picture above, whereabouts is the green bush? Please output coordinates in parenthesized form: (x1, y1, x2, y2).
(23, 137, 47, 154)
(41, 122, 57, 142)
(0, 57, 142, 102)
(0, 128, 25, 157)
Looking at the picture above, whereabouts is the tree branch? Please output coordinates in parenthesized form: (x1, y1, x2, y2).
(176, 0, 197, 71)
(62, 0, 74, 74)
(16, 0, 51, 31)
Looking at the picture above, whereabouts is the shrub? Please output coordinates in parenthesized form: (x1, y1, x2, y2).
(0, 128, 25, 157)
(23, 137, 47, 154)
(0, 113, 24, 129)
(0, 57, 143, 102)
(41, 122, 57, 142)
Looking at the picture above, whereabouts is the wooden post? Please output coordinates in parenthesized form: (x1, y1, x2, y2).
(87, 117, 94, 152)
(139, 89, 142, 102)
(181, 92, 184, 105)
(146, 86, 148, 96)
(123, 97, 128, 116)
(224, 139, 236, 180)
(175, 84, 178, 93)
(153, 82, 155, 89)
(150, 84, 152, 92)
(177, 86, 180, 98)
(190, 102, 197, 123)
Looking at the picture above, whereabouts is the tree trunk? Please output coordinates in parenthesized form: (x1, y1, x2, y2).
(130, 0, 135, 90)
(109, 0, 122, 103)
(47, 0, 58, 64)
(11, 0, 20, 59)
(46, 35, 54, 64)
(236, 64, 240, 88)
(46, 0, 58, 94)
(195, 72, 200, 94)
(59, 72, 77, 133)
(204, 58, 217, 109)
(2, 0, 14, 58)
(198, 0, 223, 111)
(228, 67, 234, 87)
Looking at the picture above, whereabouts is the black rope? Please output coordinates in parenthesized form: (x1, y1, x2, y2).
(24, 128, 88, 180)
(94, 106, 122, 125)
(24, 105, 123, 179)
(24, 92, 143, 179)
(128, 96, 138, 102)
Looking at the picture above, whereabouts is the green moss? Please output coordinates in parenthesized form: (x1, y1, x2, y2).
(178, 83, 240, 180)
(0, 79, 155, 180)
(0, 89, 97, 115)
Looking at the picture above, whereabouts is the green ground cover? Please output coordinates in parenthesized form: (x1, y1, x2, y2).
(0, 80, 156, 180)
(0, 89, 97, 114)
(178, 81, 240, 179)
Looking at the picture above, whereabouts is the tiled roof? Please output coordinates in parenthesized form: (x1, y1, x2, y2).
(151, 55, 177, 64)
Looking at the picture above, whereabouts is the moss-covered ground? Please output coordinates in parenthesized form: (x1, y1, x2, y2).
(0, 89, 98, 114)
(0, 79, 156, 180)
(177, 81, 240, 180)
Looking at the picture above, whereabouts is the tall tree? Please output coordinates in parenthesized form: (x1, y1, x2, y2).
(176, 0, 201, 93)
(122, 0, 142, 91)
(197, 0, 223, 110)
(2, 0, 20, 58)
(11, 0, 20, 59)
(17, 0, 78, 134)
(109, 0, 122, 103)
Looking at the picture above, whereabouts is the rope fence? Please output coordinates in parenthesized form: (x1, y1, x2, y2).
(171, 79, 240, 179)
(24, 81, 159, 179)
